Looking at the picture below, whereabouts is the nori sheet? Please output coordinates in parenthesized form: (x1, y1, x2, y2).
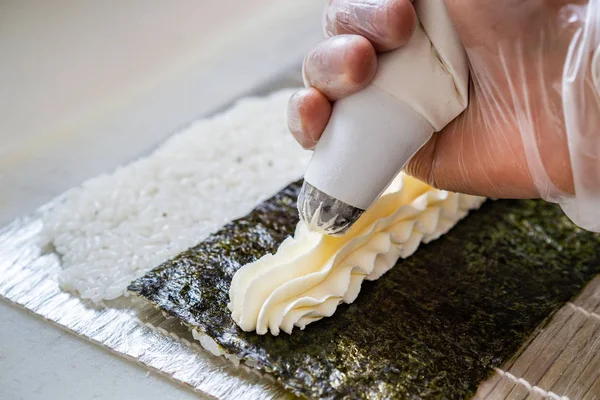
(129, 180, 600, 399)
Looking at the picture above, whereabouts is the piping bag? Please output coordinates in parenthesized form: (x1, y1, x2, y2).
(297, 0, 469, 235)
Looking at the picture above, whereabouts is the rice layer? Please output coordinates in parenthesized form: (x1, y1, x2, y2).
(43, 89, 309, 302)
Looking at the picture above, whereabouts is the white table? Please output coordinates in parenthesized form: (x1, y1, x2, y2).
(0, 2, 323, 398)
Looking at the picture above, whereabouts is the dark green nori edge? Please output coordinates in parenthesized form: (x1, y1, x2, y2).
(129, 180, 600, 399)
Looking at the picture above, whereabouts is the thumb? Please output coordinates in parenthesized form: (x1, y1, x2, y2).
(404, 107, 538, 199)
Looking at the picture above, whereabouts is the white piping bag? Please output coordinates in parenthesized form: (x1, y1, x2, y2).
(298, 0, 469, 235)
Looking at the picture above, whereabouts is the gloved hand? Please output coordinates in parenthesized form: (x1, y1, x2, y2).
(288, 0, 600, 231)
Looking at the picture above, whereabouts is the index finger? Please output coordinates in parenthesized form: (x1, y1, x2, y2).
(323, 0, 417, 52)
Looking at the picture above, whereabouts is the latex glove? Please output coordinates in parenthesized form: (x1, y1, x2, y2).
(288, 0, 600, 232)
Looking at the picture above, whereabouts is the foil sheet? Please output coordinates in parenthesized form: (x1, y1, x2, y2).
(0, 201, 291, 400)
(0, 70, 306, 400)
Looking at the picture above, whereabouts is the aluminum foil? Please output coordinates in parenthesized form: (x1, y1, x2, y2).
(0, 70, 308, 400)
(0, 201, 293, 400)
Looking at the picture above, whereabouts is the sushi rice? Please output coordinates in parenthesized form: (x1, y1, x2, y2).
(42, 89, 310, 302)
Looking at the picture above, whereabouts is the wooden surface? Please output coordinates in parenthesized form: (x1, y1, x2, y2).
(477, 276, 600, 400)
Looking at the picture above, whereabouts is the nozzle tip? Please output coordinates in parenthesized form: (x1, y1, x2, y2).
(297, 181, 364, 236)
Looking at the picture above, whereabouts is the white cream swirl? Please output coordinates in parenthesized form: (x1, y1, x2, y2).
(229, 174, 485, 335)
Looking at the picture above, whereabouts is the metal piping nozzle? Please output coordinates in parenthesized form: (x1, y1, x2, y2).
(297, 181, 364, 236)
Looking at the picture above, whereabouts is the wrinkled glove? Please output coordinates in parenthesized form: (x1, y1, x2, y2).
(288, 0, 600, 231)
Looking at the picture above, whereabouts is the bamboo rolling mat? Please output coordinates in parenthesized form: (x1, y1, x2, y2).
(477, 276, 600, 400)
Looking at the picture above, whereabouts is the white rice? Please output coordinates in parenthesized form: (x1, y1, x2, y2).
(42, 89, 310, 302)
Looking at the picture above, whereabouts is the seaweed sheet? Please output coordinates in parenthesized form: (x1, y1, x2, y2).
(129, 181, 600, 399)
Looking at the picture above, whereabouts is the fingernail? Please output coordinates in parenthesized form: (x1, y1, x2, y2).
(324, 1, 387, 41)
(306, 35, 355, 79)
(302, 60, 310, 88)
(323, 0, 417, 51)
(304, 35, 359, 93)
(287, 91, 304, 136)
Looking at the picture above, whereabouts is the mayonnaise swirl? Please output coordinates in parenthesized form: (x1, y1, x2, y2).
(229, 174, 485, 335)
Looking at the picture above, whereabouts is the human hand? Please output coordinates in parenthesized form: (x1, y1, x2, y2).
(288, 0, 600, 230)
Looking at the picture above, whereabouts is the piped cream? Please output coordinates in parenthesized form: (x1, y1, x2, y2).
(228, 174, 485, 335)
